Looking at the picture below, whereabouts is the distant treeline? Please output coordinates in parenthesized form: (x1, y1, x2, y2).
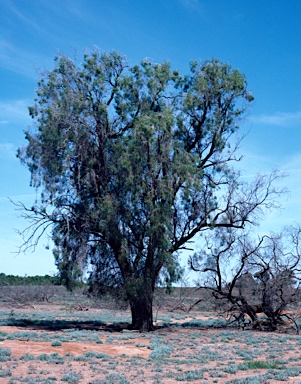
(0, 273, 61, 286)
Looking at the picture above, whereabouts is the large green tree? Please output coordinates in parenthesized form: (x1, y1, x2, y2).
(18, 50, 279, 330)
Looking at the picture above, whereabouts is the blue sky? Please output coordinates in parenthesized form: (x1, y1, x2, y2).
(1, 0, 301, 276)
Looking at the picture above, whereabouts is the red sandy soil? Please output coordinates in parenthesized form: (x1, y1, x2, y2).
(1, 306, 301, 383)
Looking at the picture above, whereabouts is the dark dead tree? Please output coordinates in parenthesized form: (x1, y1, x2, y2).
(191, 225, 301, 331)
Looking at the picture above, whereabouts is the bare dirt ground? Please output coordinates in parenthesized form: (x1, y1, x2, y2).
(1, 303, 301, 384)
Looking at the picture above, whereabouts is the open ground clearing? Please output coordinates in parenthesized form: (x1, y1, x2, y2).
(1, 288, 301, 383)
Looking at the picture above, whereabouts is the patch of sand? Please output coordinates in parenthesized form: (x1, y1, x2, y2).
(1, 339, 151, 358)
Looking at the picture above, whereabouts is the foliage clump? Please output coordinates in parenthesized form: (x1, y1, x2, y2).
(0, 273, 60, 286)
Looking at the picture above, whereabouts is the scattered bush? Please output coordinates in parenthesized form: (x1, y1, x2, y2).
(51, 340, 62, 347)
(0, 368, 12, 377)
(61, 371, 82, 383)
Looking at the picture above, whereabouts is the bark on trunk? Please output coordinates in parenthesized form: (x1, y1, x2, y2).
(129, 294, 154, 331)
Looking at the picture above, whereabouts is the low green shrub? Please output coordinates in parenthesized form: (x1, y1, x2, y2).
(175, 369, 204, 381)
(51, 340, 62, 347)
(38, 353, 65, 364)
(239, 360, 283, 370)
(102, 373, 129, 384)
(61, 371, 82, 383)
(20, 354, 35, 361)
(0, 368, 12, 377)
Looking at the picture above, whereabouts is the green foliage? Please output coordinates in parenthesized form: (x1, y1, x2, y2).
(175, 369, 204, 381)
(0, 273, 60, 286)
(61, 372, 82, 383)
(0, 368, 12, 377)
(239, 360, 283, 370)
(20, 354, 35, 361)
(18, 49, 258, 330)
(0, 347, 11, 357)
(102, 373, 129, 384)
(38, 353, 65, 364)
(7, 331, 39, 340)
(149, 338, 174, 360)
(74, 351, 109, 362)
(181, 318, 227, 328)
(227, 376, 268, 384)
(223, 365, 238, 374)
(51, 340, 62, 346)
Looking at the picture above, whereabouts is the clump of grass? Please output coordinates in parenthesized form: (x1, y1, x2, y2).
(239, 360, 283, 370)
(115, 334, 140, 340)
(219, 331, 237, 342)
(7, 331, 39, 340)
(9, 375, 58, 383)
(74, 351, 109, 362)
(235, 349, 254, 360)
(102, 373, 129, 384)
(200, 346, 222, 360)
(270, 370, 288, 381)
(51, 340, 62, 346)
(175, 369, 204, 381)
(43, 377, 58, 383)
(284, 367, 301, 377)
(0, 347, 11, 362)
(265, 367, 301, 381)
(20, 353, 35, 361)
(149, 338, 174, 360)
(0, 347, 11, 356)
(0, 368, 12, 377)
(61, 371, 82, 383)
(223, 364, 238, 374)
(150, 345, 174, 359)
(38, 352, 65, 364)
(227, 375, 268, 384)
(209, 369, 226, 378)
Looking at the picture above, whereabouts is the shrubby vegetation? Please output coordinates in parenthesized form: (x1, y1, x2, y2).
(0, 273, 60, 286)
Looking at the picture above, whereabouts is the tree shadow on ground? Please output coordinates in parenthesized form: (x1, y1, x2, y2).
(4, 318, 135, 332)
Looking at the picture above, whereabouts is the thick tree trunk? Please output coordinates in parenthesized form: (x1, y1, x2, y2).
(129, 293, 154, 331)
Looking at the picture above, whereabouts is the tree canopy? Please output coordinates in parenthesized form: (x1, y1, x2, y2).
(17, 50, 280, 330)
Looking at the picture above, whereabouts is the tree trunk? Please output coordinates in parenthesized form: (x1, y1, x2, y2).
(129, 293, 154, 331)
